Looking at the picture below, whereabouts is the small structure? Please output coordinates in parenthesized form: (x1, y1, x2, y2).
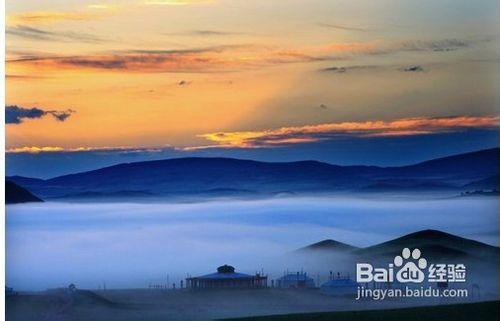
(5, 287, 17, 297)
(275, 271, 315, 289)
(320, 275, 358, 296)
(186, 265, 267, 289)
(470, 283, 481, 299)
(67, 283, 77, 293)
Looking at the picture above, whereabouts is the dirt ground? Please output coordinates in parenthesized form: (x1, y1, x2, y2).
(6, 287, 490, 321)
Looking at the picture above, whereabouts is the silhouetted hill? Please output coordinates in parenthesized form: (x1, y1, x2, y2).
(7, 148, 499, 199)
(379, 148, 499, 181)
(295, 230, 499, 266)
(6, 181, 43, 204)
(297, 239, 358, 253)
(360, 179, 455, 191)
(463, 175, 500, 190)
(7, 175, 45, 186)
(53, 190, 156, 200)
(355, 229, 499, 261)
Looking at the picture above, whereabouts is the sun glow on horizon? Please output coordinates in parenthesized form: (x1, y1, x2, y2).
(5, 0, 500, 152)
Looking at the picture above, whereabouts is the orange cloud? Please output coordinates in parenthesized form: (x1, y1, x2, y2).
(9, 51, 239, 73)
(8, 116, 498, 153)
(7, 11, 108, 25)
(6, 146, 164, 154)
(143, 0, 214, 5)
(6, 146, 66, 154)
(7, 38, 480, 73)
(197, 116, 500, 148)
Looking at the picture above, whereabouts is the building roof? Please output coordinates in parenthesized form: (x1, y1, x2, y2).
(217, 264, 235, 273)
(195, 272, 255, 280)
(189, 265, 261, 280)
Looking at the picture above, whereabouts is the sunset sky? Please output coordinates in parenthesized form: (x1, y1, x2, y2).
(6, 0, 500, 177)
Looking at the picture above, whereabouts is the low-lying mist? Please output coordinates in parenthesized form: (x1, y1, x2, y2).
(6, 196, 499, 291)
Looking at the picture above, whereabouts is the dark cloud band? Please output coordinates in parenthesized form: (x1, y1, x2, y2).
(6, 105, 75, 124)
(7, 25, 104, 43)
(6, 37, 486, 74)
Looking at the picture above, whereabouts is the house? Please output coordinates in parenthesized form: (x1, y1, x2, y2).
(320, 277, 358, 296)
(275, 271, 316, 289)
(186, 265, 267, 289)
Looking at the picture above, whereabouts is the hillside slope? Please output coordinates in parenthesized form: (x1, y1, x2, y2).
(6, 181, 43, 204)
(7, 148, 499, 199)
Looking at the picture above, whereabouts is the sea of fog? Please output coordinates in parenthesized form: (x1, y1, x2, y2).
(6, 196, 499, 291)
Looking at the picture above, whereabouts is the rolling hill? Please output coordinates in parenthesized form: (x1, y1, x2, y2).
(463, 175, 500, 190)
(297, 229, 499, 263)
(6, 148, 499, 199)
(6, 181, 43, 204)
(296, 239, 359, 253)
(354, 229, 499, 261)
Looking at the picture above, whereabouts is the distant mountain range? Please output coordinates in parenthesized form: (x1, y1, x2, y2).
(299, 229, 499, 263)
(297, 239, 359, 253)
(6, 181, 43, 204)
(6, 148, 499, 200)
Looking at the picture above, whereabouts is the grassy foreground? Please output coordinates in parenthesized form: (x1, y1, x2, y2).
(222, 301, 499, 321)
